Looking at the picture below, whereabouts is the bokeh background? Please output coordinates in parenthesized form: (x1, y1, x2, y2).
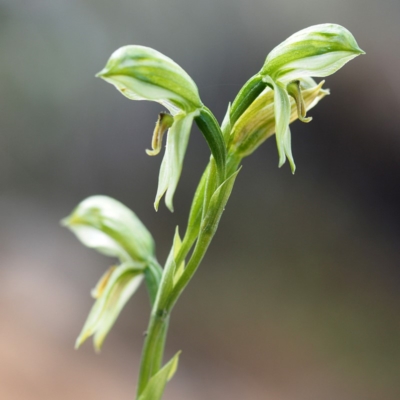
(1, 0, 399, 399)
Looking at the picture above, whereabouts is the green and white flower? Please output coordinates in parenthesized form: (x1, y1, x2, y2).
(97, 45, 202, 211)
(258, 24, 364, 172)
(62, 195, 155, 263)
(62, 196, 159, 349)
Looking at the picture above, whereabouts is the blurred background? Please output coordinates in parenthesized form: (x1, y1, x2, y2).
(0, 0, 399, 399)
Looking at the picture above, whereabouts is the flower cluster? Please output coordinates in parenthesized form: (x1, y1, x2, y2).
(64, 24, 363, 356)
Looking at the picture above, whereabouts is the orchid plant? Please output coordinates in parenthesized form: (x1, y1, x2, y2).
(63, 24, 363, 399)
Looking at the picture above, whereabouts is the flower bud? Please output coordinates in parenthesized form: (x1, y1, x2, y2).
(62, 195, 155, 263)
(261, 23, 364, 84)
(96, 45, 202, 114)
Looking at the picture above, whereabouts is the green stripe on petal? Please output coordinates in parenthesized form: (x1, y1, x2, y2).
(62, 195, 155, 263)
(261, 24, 364, 84)
(97, 45, 202, 114)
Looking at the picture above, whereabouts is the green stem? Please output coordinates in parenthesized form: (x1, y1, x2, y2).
(166, 154, 241, 311)
(136, 310, 170, 397)
(136, 146, 241, 399)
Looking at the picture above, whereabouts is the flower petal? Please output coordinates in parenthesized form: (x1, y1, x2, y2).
(97, 45, 202, 114)
(263, 76, 293, 170)
(62, 195, 155, 263)
(154, 112, 197, 211)
(261, 24, 364, 84)
(75, 263, 145, 351)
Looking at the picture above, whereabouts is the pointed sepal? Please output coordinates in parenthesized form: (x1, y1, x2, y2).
(75, 263, 145, 351)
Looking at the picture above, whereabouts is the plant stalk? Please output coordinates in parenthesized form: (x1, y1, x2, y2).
(136, 152, 241, 398)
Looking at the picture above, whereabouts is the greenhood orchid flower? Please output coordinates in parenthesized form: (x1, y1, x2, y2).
(96, 45, 202, 212)
(62, 196, 161, 349)
(234, 24, 364, 172)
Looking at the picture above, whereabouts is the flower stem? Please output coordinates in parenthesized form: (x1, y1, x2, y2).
(136, 310, 170, 397)
(136, 144, 241, 399)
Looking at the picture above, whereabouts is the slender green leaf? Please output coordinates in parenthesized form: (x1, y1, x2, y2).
(230, 74, 266, 126)
(195, 107, 227, 183)
(138, 351, 181, 400)
(172, 228, 185, 285)
(157, 228, 182, 308)
(200, 168, 241, 238)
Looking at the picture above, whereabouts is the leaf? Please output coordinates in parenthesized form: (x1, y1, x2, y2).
(138, 351, 181, 400)
(200, 168, 241, 238)
(229, 74, 267, 126)
(184, 165, 208, 248)
(172, 227, 185, 285)
(157, 229, 180, 308)
(194, 107, 227, 184)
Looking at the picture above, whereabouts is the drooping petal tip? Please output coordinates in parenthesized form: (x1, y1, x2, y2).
(95, 69, 107, 78)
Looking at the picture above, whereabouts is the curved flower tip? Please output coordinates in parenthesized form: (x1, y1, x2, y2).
(62, 195, 155, 263)
(256, 24, 363, 171)
(97, 45, 205, 212)
(261, 23, 365, 83)
(96, 45, 201, 114)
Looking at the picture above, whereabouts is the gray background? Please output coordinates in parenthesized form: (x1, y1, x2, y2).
(0, 0, 399, 399)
